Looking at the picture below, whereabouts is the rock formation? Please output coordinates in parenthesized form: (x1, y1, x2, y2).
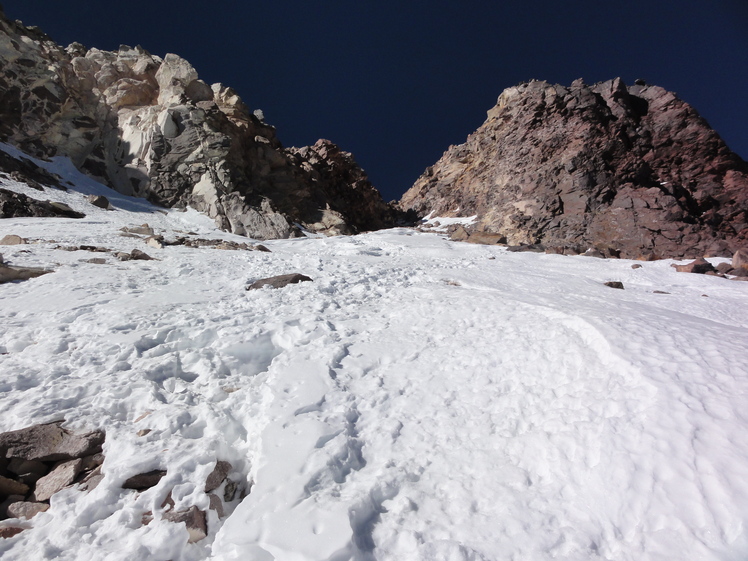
(401, 78, 748, 259)
(0, 9, 398, 238)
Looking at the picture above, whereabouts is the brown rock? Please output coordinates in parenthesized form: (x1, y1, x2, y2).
(631, 264, 643, 269)
(162, 506, 207, 543)
(673, 258, 716, 274)
(6, 501, 49, 519)
(715, 263, 734, 274)
(122, 469, 166, 491)
(246, 273, 312, 290)
(466, 232, 507, 245)
(253, 244, 271, 252)
(604, 281, 625, 289)
(129, 249, 154, 261)
(205, 461, 232, 493)
(400, 79, 748, 259)
(449, 225, 470, 242)
(0, 265, 53, 284)
(78, 466, 103, 492)
(87, 195, 110, 209)
(0, 526, 24, 539)
(32, 459, 83, 501)
(733, 249, 748, 271)
(208, 493, 225, 518)
(0, 421, 105, 462)
(0, 475, 29, 497)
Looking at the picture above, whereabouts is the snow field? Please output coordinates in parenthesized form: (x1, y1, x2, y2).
(1, 148, 748, 560)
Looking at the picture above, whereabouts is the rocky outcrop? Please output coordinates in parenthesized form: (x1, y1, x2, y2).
(0, 188, 85, 218)
(401, 78, 748, 259)
(0, 9, 398, 238)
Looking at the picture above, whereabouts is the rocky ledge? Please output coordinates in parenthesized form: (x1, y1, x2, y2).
(401, 78, 748, 259)
(0, 9, 400, 238)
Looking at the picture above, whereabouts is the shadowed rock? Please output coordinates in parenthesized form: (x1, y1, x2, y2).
(673, 258, 716, 274)
(32, 459, 82, 502)
(122, 469, 166, 490)
(205, 460, 231, 493)
(246, 273, 312, 290)
(0, 189, 84, 218)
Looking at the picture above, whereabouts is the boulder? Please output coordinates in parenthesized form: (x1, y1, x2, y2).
(32, 459, 83, 502)
(0, 265, 53, 283)
(205, 460, 231, 493)
(0, 421, 104, 462)
(122, 469, 166, 490)
(6, 501, 49, 519)
(162, 506, 207, 543)
(733, 249, 748, 271)
(673, 258, 716, 274)
(87, 195, 111, 209)
(0, 235, 25, 245)
(246, 273, 313, 290)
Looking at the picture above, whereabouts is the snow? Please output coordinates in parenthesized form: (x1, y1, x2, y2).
(1, 146, 748, 560)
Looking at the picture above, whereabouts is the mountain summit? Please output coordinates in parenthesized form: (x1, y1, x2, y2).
(401, 78, 748, 259)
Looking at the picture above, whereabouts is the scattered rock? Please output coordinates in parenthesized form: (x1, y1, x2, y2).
(631, 264, 643, 269)
(115, 252, 131, 261)
(449, 226, 470, 242)
(507, 244, 545, 253)
(0, 235, 25, 245)
(715, 263, 734, 274)
(122, 469, 166, 491)
(0, 526, 24, 539)
(87, 195, 110, 209)
(0, 421, 104, 462)
(136, 429, 151, 437)
(121, 224, 154, 236)
(246, 273, 313, 290)
(604, 281, 624, 289)
(32, 459, 83, 501)
(6, 501, 49, 520)
(78, 466, 103, 492)
(7, 458, 48, 485)
(254, 244, 271, 252)
(205, 461, 232, 493)
(0, 265, 53, 283)
(653, 290, 671, 294)
(673, 258, 716, 274)
(145, 236, 164, 249)
(162, 506, 207, 543)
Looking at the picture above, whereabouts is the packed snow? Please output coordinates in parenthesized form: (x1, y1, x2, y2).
(1, 146, 748, 561)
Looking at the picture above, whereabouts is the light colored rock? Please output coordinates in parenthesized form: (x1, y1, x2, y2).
(0, 265, 53, 283)
(0, 235, 25, 245)
(145, 236, 163, 249)
(32, 459, 83, 501)
(0, 421, 104, 462)
(7, 501, 49, 520)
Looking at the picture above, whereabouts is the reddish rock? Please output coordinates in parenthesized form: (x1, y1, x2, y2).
(7, 501, 49, 519)
(733, 249, 748, 271)
(401, 78, 748, 259)
(673, 258, 716, 274)
(0, 526, 24, 539)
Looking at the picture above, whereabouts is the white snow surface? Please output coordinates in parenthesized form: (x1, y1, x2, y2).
(1, 147, 748, 561)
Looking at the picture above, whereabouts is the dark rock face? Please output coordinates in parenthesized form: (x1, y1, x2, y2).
(401, 78, 748, 259)
(0, 188, 85, 218)
(0, 10, 398, 238)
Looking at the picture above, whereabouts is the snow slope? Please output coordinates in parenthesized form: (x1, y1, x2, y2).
(1, 147, 748, 561)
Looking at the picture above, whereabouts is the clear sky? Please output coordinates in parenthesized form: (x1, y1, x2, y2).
(5, 0, 747, 201)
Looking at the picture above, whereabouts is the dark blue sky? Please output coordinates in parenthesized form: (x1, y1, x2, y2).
(5, 1, 748, 201)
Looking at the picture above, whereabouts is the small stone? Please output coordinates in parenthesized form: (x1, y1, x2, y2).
(604, 281, 624, 289)
(137, 429, 151, 437)
(162, 506, 207, 543)
(115, 252, 132, 261)
(205, 461, 232, 492)
(246, 273, 312, 290)
(0, 475, 29, 497)
(0, 527, 24, 539)
(253, 244, 271, 252)
(223, 479, 238, 502)
(0, 235, 26, 245)
(32, 459, 83, 501)
(122, 469, 166, 490)
(653, 290, 670, 294)
(631, 264, 643, 269)
(7, 502, 49, 520)
(87, 195, 110, 209)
